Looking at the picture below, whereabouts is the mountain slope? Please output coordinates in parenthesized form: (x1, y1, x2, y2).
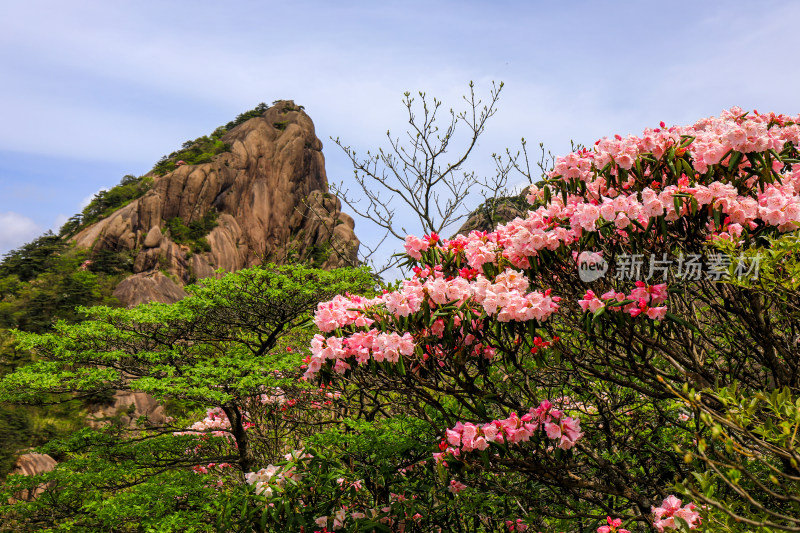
(71, 100, 359, 307)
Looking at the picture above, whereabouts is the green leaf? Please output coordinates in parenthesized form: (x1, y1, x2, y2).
(666, 312, 699, 332)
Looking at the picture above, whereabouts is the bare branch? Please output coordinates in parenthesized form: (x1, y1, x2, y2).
(331, 81, 511, 266)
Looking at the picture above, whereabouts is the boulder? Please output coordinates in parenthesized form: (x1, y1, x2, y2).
(143, 225, 162, 248)
(112, 271, 187, 308)
(8, 453, 57, 502)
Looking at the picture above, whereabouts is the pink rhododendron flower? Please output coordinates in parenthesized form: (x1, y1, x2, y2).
(652, 495, 701, 531)
(506, 518, 529, 531)
(448, 480, 468, 493)
(579, 290, 605, 313)
(404, 235, 429, 259)
(439, 400, 583, 460)
(597, 515, 630, 533)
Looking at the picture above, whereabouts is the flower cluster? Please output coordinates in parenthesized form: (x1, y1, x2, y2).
(597, 516, 630, 533)
(191, 462, 232, 475)
(314, 508, 384, 532)
(505, 518, 529, 531)
(181, 407, 230, 434)
(578, 281, 669, 320)
(447, 480, 467, 493)
(244, 449, 313, 498)
(259, 387, 287, 405)
(529, 335, 558, 354)
(314, 491, 418, 532)
(552, 108, 800, 183)
(438, 400, 583, 458)
(652, 495, 701, 531)
(175, 407, 255, 465)
(308, 113, 800, 380)
(174, 407, 250, 442)
(302, 109, 797, 530)
(394, 110, 800, 280)
(403, 231, 441, 259)
(314, 293, 379, 332)
(308, 330, 415, 376)
(305, 267, 560, 379)
(542, 110, 800, 236)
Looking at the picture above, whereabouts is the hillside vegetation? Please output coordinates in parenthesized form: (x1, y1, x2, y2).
(2, 96, 800, 532)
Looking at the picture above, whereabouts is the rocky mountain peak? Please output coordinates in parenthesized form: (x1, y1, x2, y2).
(72, 101, 360, 307)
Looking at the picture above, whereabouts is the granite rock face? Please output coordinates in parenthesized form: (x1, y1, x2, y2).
(9, 453, 57, 501)
(73, 101, 359, 307)
(86, 391, 167, 429)
(453, 194, 529, 237)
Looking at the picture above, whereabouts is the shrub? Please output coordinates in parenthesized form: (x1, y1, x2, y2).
(79, 175, 153, 228)
(152, 102, 270, 176)
(166, 209, 219, 247)
(305, 108, 800, 531)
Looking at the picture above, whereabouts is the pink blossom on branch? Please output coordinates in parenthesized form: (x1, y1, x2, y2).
(438, 401, 584, 460)
(652, 495, 702, 531)
(597, 515, 630, 533)
(579, 283, 669, 321)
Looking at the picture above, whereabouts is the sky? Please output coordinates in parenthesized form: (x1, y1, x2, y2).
(1, 0, 799, 261)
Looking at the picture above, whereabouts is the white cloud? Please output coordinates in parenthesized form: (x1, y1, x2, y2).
(0, 212, 43, 256)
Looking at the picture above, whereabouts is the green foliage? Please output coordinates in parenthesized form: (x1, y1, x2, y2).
(303, 242, 332, 268)
(85, 248, 135, 275)
(0, 404, 30, 480)
(152, 102, 270, 177)
(0, 246, 121, 334)
(2, 260, 371, 404)
(0, 232, 67, 282)
(1, 427, 231, 532)
(0, 243, 126, 481)
(165, 209, 219, 250)
(77, 174, 154, 229)
(662, 232, 800, 530)
(671, 383, 800, 532)
(0, 264, 375, 530)
(151, 135, 230, 176)
(225, 102, 269, 130)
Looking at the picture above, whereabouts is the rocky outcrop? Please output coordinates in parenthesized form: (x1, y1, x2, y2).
(86, 391, 166, 429)
(11, 453, 56, 478)
(73, 101, 359, 308)
(113, 272, 187, 306)
(454, 194, 529, 236)
(9, 453, 57, 501)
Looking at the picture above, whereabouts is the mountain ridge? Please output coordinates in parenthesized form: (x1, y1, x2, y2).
(69, 100, 360, 307)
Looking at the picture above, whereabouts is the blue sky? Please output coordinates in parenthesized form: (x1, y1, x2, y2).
(1, 0, 798, 259)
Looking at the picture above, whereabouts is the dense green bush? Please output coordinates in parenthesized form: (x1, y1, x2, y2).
(151, 136, 230, 176)
(165, 209, 219, 252)
(0, 244, 127, 481)
(225, 102, 268, 130)
(0, 265, 375, 530)
(0, 232, 67, 282)
(152, 102, 270, 176)
(78, 174, 154, 228)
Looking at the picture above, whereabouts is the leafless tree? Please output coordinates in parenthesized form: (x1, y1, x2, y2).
(331, 81, 518, 273)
